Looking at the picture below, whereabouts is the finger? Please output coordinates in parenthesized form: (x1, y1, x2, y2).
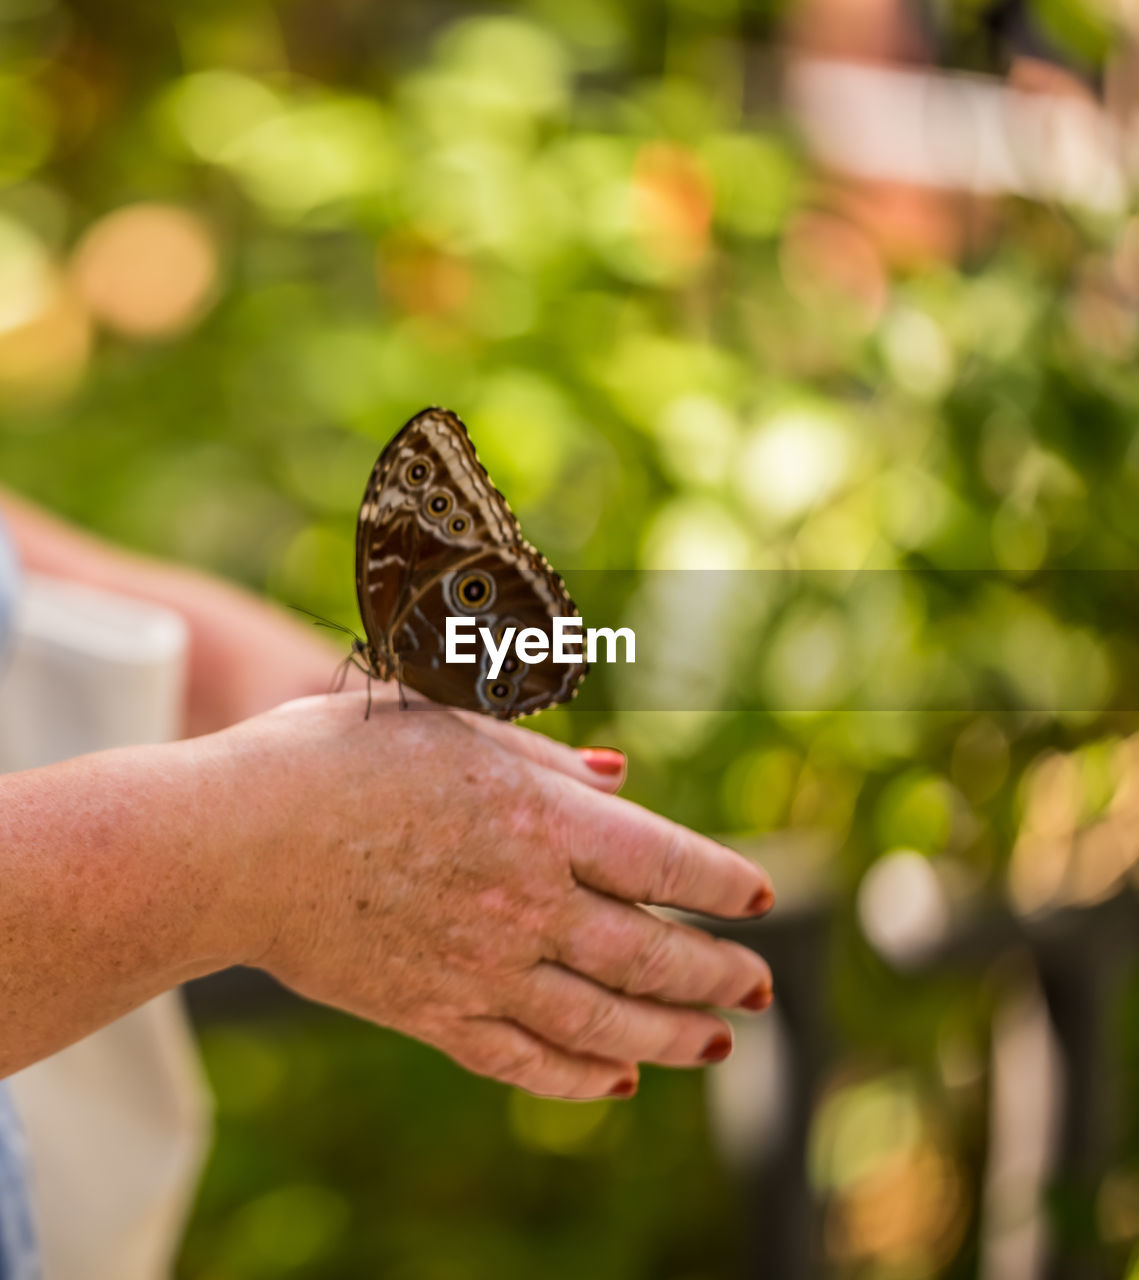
(456, 711, 626, 794)
(448, 1017, 638, 1100)
(507, 962, 735, 1067)
(552, 889, 773, 1010)
(565, 787, 774, 918)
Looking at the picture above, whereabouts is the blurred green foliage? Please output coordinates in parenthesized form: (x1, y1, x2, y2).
(185, 1010, 737, 1280)
(5, 0, 1139, 1275)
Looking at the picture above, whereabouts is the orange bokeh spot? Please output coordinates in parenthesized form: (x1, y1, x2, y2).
(632, 142, 714, 269)
(0, 276, 91, 401)
(70, 203, 220, 339)
(378, 232, 472, 318)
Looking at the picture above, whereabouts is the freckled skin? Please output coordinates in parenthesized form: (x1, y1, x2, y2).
(0, 483, 777, 1099)
(0, 694, 777, 1098)
(235, 698, 779, 1097)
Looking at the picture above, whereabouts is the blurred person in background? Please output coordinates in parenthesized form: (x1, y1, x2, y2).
(785, 0, 1105, 276)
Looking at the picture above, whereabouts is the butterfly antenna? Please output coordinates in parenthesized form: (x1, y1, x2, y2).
(289, 604, 364, 646)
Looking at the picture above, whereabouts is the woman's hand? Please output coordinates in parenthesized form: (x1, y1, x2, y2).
(216, 695, 775, 1100)
(0, 489, 775, 1098)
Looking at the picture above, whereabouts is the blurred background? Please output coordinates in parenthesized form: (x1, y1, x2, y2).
(5, 0, 1139, 1276)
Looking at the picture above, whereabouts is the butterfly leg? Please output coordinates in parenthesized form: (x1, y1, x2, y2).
(341, 650, 375, 719)
(330, 653, 353, 695)
(397, 678, 408, 712)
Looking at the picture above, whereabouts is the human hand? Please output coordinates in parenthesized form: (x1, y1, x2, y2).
(214, 694, 775, 1100)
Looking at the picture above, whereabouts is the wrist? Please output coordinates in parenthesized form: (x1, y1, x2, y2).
(168, 723, 293, 971)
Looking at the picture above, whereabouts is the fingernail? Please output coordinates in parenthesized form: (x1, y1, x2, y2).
(700, 1033, 733, 1064)
(581, 748, 625, 776)
(740, 983, 773, 1012)
(747, 885, 775, 916)
(609, 1077, 637, 1097)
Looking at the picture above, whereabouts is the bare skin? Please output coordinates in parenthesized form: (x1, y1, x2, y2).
(0, 491, 775, 1099)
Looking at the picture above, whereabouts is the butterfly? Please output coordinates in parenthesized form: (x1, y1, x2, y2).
(341, 407, 587, 720)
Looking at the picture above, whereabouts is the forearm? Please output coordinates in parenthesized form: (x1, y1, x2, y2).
(0, 483, 224, 611)
(0, 734, 262, 1076)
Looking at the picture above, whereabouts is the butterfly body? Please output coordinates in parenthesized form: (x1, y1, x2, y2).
(353, 408, 587, 720)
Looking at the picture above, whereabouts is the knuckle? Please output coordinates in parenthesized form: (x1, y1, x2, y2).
(540, 781, 578, 865)
(561, 995, 625, 1051)
(485, 1037, 546, 1084)
(457, 1035, 503, 1078)
(519, 784, 553, 839)
(652, 829, 692, 905)
(625, 929, 676, 996)
(546, 902, 587, 970)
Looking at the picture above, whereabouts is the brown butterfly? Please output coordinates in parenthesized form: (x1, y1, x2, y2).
(344, 407, 587, 720)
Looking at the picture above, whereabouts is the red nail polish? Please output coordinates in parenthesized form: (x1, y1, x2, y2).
(581, 748, 625, 776)
(609, 1077, 637, 1097)
(700, 1033, 733, 1063)
(740, 984, 773, 1012)
(747, 885, 775, 915)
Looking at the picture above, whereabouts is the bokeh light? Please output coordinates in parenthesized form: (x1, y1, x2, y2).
(5, 1, 1139, 1276)
(70, 204, 220, 340)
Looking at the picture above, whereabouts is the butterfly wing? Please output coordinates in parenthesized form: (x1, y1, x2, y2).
(355, 421, 441, 676)
(355, 407, 587, 719)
